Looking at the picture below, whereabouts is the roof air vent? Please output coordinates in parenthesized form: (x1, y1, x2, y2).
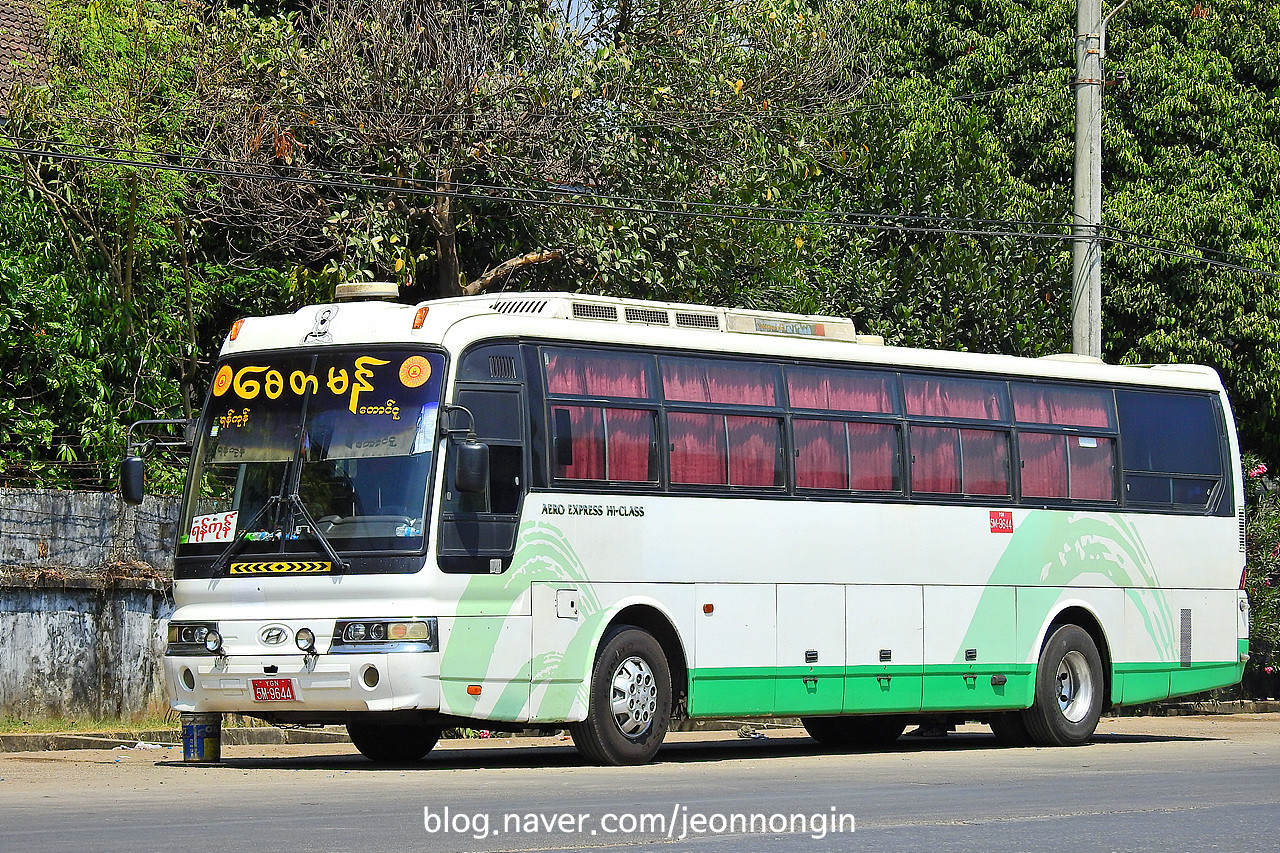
(572, 302, 619, 321)
(491, 300, 548, 315)
(624, 307, 671, 325)
(675, 311, 720, 330)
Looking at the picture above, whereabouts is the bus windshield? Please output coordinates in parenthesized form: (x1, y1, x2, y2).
(178, 349, 446, 566)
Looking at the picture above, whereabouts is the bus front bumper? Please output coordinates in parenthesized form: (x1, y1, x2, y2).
(164, 652, 441, 715)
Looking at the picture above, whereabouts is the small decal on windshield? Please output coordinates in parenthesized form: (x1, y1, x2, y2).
(399, 356, 432, 388)
(189, 511, 238, 544)
(212, 365, 233, 397)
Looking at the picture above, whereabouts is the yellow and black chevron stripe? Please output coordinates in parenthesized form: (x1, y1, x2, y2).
(229, 561, 333, 575)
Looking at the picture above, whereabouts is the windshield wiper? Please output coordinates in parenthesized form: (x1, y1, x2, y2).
(211, 493, 351, 574)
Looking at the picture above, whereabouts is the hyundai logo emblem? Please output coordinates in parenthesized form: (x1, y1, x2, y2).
(260, 625, 289, 646)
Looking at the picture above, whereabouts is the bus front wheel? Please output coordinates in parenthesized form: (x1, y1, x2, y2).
(1022, 624, 1104, 747)
(570, 626, 672, 766)
(347, 721, 441, 763)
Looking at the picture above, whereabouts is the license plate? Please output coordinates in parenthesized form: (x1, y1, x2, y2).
(251, 678, 296, 701)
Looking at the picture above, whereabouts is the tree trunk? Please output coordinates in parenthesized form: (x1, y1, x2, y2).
(433, 169, 462, 298)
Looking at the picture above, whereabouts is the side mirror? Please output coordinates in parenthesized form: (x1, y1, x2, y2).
(454, 439, 490, 494)
(120, 456, 146, 505)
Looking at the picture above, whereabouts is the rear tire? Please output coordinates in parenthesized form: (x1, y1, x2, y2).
(1022, 624, 1104, 747)
(802, 715, 907, 749)
(570, 627, 672, 766)
(347, 721, 441, 763)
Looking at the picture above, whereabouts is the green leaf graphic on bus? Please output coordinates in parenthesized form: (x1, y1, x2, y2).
(439, 522, 606, 721)
(961, 511, 1176, 662)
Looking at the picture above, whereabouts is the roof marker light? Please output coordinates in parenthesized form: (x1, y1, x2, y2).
(229, 319, 245, 341)
(412, 306, 430, 329)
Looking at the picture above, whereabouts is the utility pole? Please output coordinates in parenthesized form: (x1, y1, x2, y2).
(1071, 0, 1104, 358)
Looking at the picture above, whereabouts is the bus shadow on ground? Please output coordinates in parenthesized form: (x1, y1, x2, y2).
(197, 729, 1216, 772)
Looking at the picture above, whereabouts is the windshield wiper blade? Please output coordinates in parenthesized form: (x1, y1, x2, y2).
(284, 493, 350, 572)
(210, 494, 350, 574)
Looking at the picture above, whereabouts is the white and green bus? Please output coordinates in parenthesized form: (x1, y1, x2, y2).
(143, 290, 1248, 765)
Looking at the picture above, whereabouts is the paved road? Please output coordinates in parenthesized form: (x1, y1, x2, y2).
(2, 715, 1278, 853)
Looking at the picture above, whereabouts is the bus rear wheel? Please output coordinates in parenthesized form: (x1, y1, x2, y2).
(1021, 624, 1104, 747)
(570, 626, 672, 766)
(347, 721, 441, 763)
(802, 715, 907, 749)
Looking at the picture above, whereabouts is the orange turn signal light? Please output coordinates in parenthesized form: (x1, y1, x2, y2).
(229, 319, 245, 341)
(703, 603, 714, 614)
(467, 684, 482, 696)
(412, 306, 430, 330)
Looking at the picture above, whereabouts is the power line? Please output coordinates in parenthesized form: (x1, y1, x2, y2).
(3, 139, 1280, 280)
(1, 137, 1074, 236)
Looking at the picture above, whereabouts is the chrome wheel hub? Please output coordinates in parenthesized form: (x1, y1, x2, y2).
(610, 655, 658, 737)
(1055, 650, 1094, 723)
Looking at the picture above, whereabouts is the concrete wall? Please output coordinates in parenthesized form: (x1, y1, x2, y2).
(0, 488, 180, 573)
(0, 490, 179, 719)
(0, 576, 171, 718)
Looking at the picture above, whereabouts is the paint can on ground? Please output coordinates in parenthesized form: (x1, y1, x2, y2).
(180, 712, 221, 762)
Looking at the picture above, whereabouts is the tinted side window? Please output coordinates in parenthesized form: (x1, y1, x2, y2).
(1116, 390, 1223, 509)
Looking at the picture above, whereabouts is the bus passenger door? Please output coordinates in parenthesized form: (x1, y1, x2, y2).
(923, 585, 1021, 711)
(438, 385, 526, 574)
(844, 585, 924, 713)
(775, 585, 845, 715)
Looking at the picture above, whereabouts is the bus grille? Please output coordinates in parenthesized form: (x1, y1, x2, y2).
(488, 355, 518, 379)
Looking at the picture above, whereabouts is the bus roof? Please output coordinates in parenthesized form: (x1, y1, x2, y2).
(222, 292, 1225, 393)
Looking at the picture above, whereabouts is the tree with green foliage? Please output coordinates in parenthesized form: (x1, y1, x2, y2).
(0, 0, 291, 487)
(190, 0, 870, 302)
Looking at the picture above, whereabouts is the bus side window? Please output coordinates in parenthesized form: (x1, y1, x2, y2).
(447, 387, 525, 514)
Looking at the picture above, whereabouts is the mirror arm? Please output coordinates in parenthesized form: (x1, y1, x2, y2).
(125, 418, 196, 457)
(439, 404, 479, 445)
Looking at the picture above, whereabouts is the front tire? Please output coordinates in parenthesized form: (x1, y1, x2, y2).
(1022, 624, 1104, 746)
(347, 721, 441, 763)
(802, 715, 907, 749)
(569, 626, 672, 766)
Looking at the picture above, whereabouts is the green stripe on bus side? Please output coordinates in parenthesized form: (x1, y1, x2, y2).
(1115, 658, 1246, 704)
(686, 661, 1242, 719)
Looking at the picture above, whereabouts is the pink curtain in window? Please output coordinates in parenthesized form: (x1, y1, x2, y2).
(794, 419, 849, 489)
(660, 358, 777, 406)
(848, 423, 897, 491)
(605, 409, 655, 482)
(1069, 436, 1116, 500)
(727, 416, 781, 487)
(911, 426, 960, 493)
(545, 350, 650, 398)
(904, 377, 1003, 420)
(668, 412, 726, 484)
(1019, 432, 1068, 498)
(787, 368, 893, 413)
(960, 429, 1010, 496)
(1012, 385, 1112, 428)
(554, 405, 605, 480)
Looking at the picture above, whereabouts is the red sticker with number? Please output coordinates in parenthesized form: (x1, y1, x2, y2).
(989, 511, 1014, 534)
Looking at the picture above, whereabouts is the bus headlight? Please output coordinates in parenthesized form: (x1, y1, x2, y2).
(167, 622, 221, 655)
(331, 618, 437, 652)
